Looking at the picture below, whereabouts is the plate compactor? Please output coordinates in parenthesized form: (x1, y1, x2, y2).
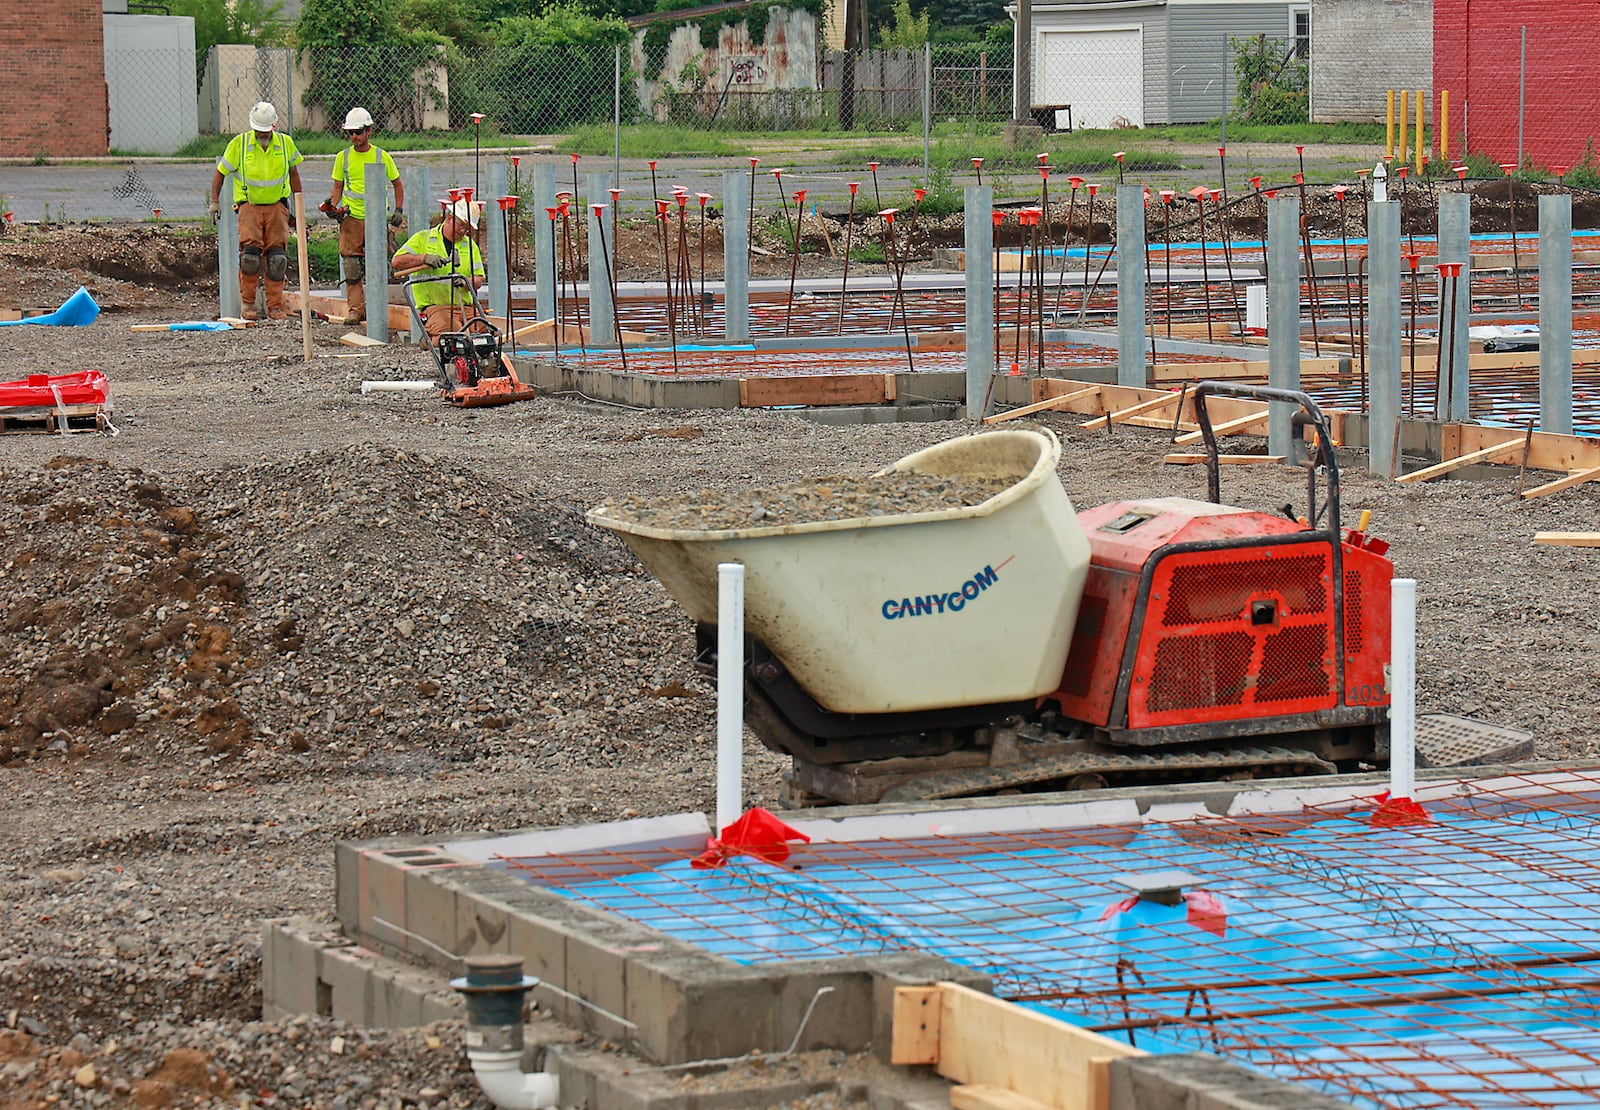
(402, 273, 536, 408)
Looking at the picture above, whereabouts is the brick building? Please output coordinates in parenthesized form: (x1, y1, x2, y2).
(1434, 0, 1600, 172)
(2, 0, 109, 158)
(1310, 0, 1431, 124)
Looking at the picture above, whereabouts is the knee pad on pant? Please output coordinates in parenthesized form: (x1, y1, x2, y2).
(240, 245, 263, 276)
(265, 247, 289, 282)
(341, 254, 364, 286)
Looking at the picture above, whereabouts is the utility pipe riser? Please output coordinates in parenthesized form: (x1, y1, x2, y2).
(1266, 196, 1302, 459)
(585, 172, 615, 347)
(1437, 193, 1471, 422)
(716, 562, 745, 833)
(1539, 194, 1574, 436)
(466, 1050, 559, 1110)
(1367, 201, 1403, 477)
(1116, 184, 1147, 389)
(723, 170, 751, 341)
(365, 171, 390, 343)
(964, 184, 995, 419)
(533, 163, 557, 323)
(1390, 578, 1417, 800)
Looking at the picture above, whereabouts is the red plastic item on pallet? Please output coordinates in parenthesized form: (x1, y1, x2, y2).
(0, 370, 109, 409)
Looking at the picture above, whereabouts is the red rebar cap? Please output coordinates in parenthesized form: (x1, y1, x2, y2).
(1332, 184, 1349, 196)
(1087, 183, 1099, 194)
(1454, 166, 1467, 178)
(1398, 166, 1408, 178)
(1037, 152, 1049, 163)
(848, 182, 860, 194)
(609, 188, 623, 199)
(570, 153, 580, 163)
(749, 156, 759, 167)
(1357, 169, 1371, 178)
(544, 207, 559, 219)
(648, 160, 658, 169)
(1208, 188, 1222, 201)
(655, 199, 670, 214)
(1189, 185, 1209, 199)
(869, 162, 880, 170)
(991, 211, 1004, 225)
(914, 187, 927, 201)
(1294, 172, 1304, 185)
(1250, 176, 1263, 189)
(793, 189, 807, 203)
(497, 195, 517, 210)
(1439, 262, 1463, 277)
(1501, 162, 1517, 174)
(1265, 189, 1278, 199)
(972, 157, 984, 168)
(1159, 189, 1175, 202)
(462, 188, 475, 202)
(676, 193, 688, 207)
(1556, 166, 1569, 178)
(1114, 150, 1127, 161)
(512, 156, 521, 166)
(1218, 146, 1227, 157)
(1404, 253, 1421, 269)
(448, 187, 464, 201)
(470, 112, 485, 123)
(1295, 144, 1305, 154)
(696, 192, 712, 203)
(590, 202, 606, 214)
(880, 207, 898, 222)
(1069, 175, 1085, 188)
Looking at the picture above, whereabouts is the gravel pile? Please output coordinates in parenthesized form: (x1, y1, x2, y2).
(1, 224, 1597, 1108)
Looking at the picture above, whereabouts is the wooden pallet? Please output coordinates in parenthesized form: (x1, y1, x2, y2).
(0, 404, 107, 434)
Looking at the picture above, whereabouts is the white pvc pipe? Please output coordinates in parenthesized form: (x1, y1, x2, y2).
(717, 562, 746, 833)
(1389, 578, 1417, 800)
(360, 380, 437, 394)
(466, 1049, 559, 1110)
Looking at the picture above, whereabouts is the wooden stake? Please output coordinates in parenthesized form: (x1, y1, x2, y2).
(294, 192, 313, 361)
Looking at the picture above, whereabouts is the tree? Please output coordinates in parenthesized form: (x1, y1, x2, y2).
(295, 0, 444, 131)
(876, 0, 928, 49)
(170, 0, 286, 76)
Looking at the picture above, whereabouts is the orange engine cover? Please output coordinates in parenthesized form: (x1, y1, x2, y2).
(1049, 497, 1392, 732)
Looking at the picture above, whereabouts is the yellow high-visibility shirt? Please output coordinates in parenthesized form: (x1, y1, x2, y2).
(396, 226, 484, 309)
(331, 146, 400, 220)
(217, 131, 303, 206)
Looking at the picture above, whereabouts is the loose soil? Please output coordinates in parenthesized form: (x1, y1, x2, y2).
(1, 217, 1597, 1109)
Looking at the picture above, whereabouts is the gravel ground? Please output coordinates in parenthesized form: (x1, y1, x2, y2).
(2, 226, 1598, 1108)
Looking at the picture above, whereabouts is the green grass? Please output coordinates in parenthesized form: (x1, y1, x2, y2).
(560, 124, 745, 158)
(171, 127, 517, 160)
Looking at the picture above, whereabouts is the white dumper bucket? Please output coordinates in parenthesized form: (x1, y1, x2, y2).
(587, 428, 1091, 714)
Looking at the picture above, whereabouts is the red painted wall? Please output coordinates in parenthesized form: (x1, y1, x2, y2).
(1435, 0, 1600, 172)
(1, 0, 109, 158)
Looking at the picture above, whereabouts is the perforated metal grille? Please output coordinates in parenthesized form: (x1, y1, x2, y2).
(1149, 631, 1253, 712)
(1164, 555, 1328, 624)
(1258, 625, 1332, 702)
(1344, 569, 1364, 655)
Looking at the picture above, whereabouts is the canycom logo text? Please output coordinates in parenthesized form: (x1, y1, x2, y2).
(881, 564, 1001, 620)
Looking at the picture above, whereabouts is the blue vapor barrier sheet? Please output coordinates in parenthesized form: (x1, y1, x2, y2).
(533, 809, 1600, 1108)
(0, 286, 100, 327)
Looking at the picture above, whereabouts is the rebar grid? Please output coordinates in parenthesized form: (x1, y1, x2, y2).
(496, 771, 1600, 1108)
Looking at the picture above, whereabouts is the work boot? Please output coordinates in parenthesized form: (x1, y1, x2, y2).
(241, 306, 260, 321)
(342, 309, 364, 326)
(268, 308, 291, 321)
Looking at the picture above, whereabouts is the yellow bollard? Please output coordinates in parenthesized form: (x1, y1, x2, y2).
(1415, 89, 1425, 175)
(1398, 90, 1409, 167)
(1440, 89, 1450, 161)
(1387, 90, 1396, 160)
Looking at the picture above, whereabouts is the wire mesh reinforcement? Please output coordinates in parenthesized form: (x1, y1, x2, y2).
(497, 771, 1600, 1108)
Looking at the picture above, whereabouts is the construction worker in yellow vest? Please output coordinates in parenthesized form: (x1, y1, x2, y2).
(392, 199, 485, 344)
(209, 102, 304, 320)
(325, 107, 405, 326)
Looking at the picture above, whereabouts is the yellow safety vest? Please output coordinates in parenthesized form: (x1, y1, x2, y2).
(332, 145, 400, 220)
(217, 131, 303, 206)
(398, 226, 484, 309)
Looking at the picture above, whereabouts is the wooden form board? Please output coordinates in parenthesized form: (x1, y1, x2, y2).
(284, 291, 411, 332)
(1151, 355, 1346, 383)
(1028, 379, 1282, 439)
(984, 386, 1102, 424)
(893, 983, 1142, 1110)
(740, 374, 895, 407)
(1444, 424, 1600, 478)
(1523, 464, 1600, 499)
(1165, 453, 1286, 465)
(1533, 532, 1600, 547)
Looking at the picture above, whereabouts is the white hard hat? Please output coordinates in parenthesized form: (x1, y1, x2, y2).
(342, 107, 374, 131)
(447, 199, 480, 229)
(248, 102, 278, 131)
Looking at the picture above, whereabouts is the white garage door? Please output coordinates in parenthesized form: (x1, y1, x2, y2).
(1037, 27, 1144, 130)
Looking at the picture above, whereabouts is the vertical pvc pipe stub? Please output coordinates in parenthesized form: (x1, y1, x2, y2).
(452, 955, 537, 1052)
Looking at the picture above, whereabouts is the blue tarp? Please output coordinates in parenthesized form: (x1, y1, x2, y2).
(0, 286, 100, 328)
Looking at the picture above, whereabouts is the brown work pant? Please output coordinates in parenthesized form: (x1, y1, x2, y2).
(239, 200, 291, 316)
(339, 215, 367, 320)
(419, 303, 479, 344)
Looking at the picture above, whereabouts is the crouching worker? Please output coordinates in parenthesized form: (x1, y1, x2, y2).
(209, 101, 303, 320)
(392, 199, 485, 344)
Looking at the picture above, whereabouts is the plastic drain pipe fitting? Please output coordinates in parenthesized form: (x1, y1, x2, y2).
(451, 955, 559, 1109)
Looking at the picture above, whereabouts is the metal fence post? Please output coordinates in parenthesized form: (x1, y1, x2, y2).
(403, 165, 429, 345)
(923, 43, 932, 186)
(219, 173, 241, 319)
(1539, 193, 1574, 436)
(1367, 200, 1403, 478)
(614, 44, 622, 184)
(1267, 195, 1302, 460)
(965, 184, 994, 419)
(365, 176, 389, 343)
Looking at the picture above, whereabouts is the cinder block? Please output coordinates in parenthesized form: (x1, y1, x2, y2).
(319, 944, 377, 1025)
(776, 963, 876, 1054)
(355, 848, 409, 952)
(401, 858, 457, 970)
(562, 921, 635, 1041)
(260, 919, 323, 1020)
(1109, 1053, 1359, 1110)
(506, 909, 574, 1024)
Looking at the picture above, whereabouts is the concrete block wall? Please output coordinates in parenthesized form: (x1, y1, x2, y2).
(2, 0, 109, 158)
(1310, 0, 1431, 124)
(1434, 0, 1600, 171)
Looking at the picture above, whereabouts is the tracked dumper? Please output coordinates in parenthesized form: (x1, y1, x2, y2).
(589, 384, 1532, 806)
